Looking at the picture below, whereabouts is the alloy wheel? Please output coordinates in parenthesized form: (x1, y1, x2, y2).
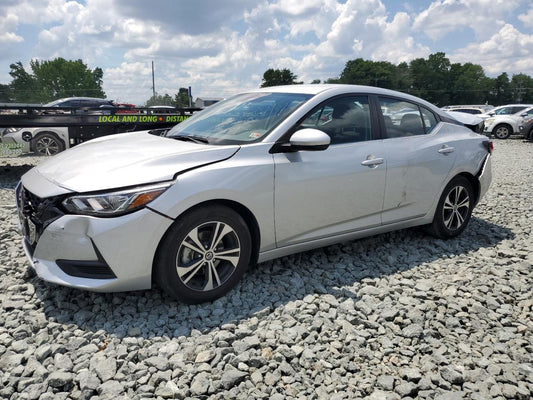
(494, 125, 511, 139)
(442, 185, 470, 231)
(176, 221, 241, 292)
(35, 136, 60, 155)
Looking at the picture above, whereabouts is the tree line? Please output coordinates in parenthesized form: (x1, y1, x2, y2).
(0, 58, 192, 107)
(2, 53, 532, 107)
(261, 52, 533, 106)
(1, 58, 105, 103)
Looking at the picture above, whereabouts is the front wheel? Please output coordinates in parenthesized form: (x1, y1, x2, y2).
(426, 176, 474, 239)
(154, 205, 251, 304)
(492, 124, 512, 139)
(32, 133, 65, 156)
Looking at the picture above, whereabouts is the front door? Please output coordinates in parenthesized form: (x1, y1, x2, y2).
(273, 95, 386, 247)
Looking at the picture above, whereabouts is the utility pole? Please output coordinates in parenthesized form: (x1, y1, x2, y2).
(152, 61, 156, 99)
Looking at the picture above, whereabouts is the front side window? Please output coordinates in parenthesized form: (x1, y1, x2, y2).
(167, 92, 312, 144)
(301, 95, 372, 144)
(380, 97, 437, 138)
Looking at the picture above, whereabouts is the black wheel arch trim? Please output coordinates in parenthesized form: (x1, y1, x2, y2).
(151, 199, 261, 282)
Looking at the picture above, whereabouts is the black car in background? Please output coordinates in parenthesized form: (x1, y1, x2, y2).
(42, 97, 116, 114)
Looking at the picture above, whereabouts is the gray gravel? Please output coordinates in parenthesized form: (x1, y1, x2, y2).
(0, 139, 532, 400)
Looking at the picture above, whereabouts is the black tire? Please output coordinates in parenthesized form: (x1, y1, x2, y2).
(154, 205, 251, 304)
(32, 133, 65, 156)
(426, 176, 474, 239)
(492, 124, 512, 139)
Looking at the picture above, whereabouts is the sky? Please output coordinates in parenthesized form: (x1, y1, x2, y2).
(1, 0, 532, 105)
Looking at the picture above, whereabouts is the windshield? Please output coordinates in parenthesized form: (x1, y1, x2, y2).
(167, 92, 312, 144)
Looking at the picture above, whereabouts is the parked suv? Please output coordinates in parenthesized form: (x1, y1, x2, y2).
(483, 105, 533, 139)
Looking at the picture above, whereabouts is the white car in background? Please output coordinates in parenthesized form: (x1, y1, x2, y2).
(483, 105, 533, 139)
(442, 105, 494, 115)
(2, 126, 69, 155)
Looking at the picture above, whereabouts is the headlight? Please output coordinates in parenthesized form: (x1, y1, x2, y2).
(62, 183, 171, 216)
(485, 118, 494, 125)
(4, 127, 22, 134)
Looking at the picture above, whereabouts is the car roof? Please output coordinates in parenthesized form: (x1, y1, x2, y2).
(251, 84, 444, 115)
(493, 104, 533, 109)
(45, 97, 113, 106)
(252, 84, 412, 97)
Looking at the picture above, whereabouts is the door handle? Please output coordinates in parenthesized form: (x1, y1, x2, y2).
(361, 155, 384, 167)
(438, 145, 455, 154)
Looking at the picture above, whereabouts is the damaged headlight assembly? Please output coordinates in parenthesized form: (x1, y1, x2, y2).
(62, 182, 171, 217)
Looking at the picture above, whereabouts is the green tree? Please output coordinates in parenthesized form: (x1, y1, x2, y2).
(448, 62, 489, 105)
(8, 61, 37, 102)
(510, 73, 533, 103)
(339, 59, 397, 89)
(145, 93, 174, 107)
(260, 68, 300, 87)
(410, 52, 452, 105)
(174, 87, 191, 107)
(0, 83, 13, 102)
(9, 58, 105, 103)
(488, 73, 512, 105)
(394, 62, 412, 92)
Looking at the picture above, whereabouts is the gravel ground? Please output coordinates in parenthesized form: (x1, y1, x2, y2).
(0, 139, 532, 400)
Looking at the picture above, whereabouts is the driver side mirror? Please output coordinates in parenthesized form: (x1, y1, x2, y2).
(289, 128, 331, 151)
(270, 128, 331, 153)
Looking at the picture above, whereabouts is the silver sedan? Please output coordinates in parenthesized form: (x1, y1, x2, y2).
(16, 85, 492, 303)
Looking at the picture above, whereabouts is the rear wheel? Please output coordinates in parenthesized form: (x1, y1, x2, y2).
(492, 124, 512, 139)
(32, 133, 65, 156)
(427, 176, 474, 239)
(154, 205, 251, 304)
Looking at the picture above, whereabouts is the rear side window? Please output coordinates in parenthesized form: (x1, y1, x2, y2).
(301, 95, 372, 144)
(379, 97, 438, 138)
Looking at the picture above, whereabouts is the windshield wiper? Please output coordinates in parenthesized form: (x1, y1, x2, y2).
(172, 135, 210, 144)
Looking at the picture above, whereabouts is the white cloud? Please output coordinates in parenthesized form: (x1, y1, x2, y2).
(113, 0, 255, 35)
(452, 24, 533, 76)
(413, 0, 523, 40)
(1, 0, 532, 105)
(518, 6, 533, 25)
(103, 62, 153, 104)
(0, 32, 23, 44)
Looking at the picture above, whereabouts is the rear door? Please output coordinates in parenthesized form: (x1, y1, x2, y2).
(378, 97, 456, 224)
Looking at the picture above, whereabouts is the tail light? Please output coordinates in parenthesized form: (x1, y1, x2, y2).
(484, 140, 494, 154)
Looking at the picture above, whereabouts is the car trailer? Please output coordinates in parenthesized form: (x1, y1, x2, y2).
(0, 104, 201, 156)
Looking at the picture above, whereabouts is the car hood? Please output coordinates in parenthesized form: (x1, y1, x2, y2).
(445, 111, 484, 126)
(22, 131, 240, 196)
